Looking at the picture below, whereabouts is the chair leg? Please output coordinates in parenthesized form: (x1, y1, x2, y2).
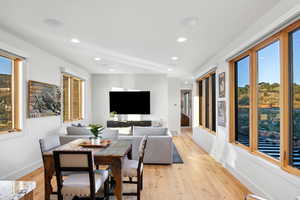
(129, 177, 132, 182)
(141, 171, 144, 190)
(104, 179, 110, 200)
(137, 176, 141, 200)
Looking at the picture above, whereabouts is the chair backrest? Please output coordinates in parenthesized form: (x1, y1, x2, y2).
(138, 136, 148, 170)
(39, 135, 61, 152)
(53, 151, 96, 197)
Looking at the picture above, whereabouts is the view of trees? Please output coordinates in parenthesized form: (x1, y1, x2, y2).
(0, 74, 12, 131)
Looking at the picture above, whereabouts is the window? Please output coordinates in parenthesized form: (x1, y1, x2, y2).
(0, 54, 21, 133)
(63, 75, 84, 122)
(235, 56, 250, 147)
(290, 28, 300, 170)
(230, 19, 300, 176)
(257, 41, 281, 160)
(198, 71, 216, 133)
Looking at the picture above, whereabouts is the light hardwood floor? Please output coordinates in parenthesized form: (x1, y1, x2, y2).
(19, 128, 250, 200)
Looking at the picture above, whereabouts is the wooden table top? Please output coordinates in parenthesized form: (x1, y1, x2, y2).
(43, 139, 133, 158)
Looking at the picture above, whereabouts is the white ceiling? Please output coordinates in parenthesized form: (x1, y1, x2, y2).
(0, 0, 280, 78)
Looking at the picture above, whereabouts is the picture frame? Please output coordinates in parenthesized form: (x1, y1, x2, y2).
(28, 80, 61, 118)
(218, 72, 226, 98)
(218, 100, 226, 127)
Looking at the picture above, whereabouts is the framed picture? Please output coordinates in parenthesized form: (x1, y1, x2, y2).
(28, 80, 61, 118)
(219, 72, 225, 98)
(218, 101, 226, 127)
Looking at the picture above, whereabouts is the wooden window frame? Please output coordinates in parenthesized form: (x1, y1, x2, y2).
(0, 54, 21, 134)
(63, 74, 84, 122)
(229, 19, 300, 176)
(197, 71, 216, 134)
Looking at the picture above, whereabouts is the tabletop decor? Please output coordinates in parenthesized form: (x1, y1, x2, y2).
(89, 124, 104, 144)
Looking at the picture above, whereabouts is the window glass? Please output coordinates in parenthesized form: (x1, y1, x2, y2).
(205, 78, 210, 128)
(257, 41, 281, 160)
(199, 81, 203, 126)
(0, 56, 12, 131)
(290, 29, 300, 169)
(211, 74, 216, 132)
(235, 56, 250, 146)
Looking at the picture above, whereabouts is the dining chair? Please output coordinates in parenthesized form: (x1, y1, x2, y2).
(53, 150, 110, 200)
(39, 135, 62, 196)
(39, 135, 61, 153)
(122, 136, 148, 200)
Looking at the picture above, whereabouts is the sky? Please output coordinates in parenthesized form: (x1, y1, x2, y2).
(237, 30, 300, 87)
(0, 56, 12, 75)
(292, 29, 300, 85)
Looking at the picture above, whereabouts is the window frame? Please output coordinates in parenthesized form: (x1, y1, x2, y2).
(229, 19, 300, 176)
(0, 53, 21, 134)
(62, 74, 84, 122)
(197, 71, 216, 134)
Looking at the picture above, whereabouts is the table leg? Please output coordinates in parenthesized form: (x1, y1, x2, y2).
(43, 157, 54, 200)
(111, 158, 123, 200)
(22, 191, 33, 200)
(127, 145, 132, 160)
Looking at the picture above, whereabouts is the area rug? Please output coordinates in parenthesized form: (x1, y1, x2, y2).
(172, 143, 184, 164)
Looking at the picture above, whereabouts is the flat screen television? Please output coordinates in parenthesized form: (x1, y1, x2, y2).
(109, 91, 150, 114)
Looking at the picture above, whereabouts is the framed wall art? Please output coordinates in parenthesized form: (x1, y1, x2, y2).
(28, 80, 61, 118)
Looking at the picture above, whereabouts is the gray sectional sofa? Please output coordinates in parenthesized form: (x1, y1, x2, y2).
(59, 126, 173, 164)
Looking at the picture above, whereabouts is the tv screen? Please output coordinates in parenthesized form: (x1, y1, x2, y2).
(109, 91, 150, 114)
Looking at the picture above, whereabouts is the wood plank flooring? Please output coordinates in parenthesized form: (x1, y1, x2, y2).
(19, 128, 250, 200)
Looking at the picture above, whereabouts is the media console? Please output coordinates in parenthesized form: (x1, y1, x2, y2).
(107, 120, 152, 128)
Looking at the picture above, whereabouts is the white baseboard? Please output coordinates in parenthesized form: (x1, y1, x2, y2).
(0, 160, 43, 180)
(224, 163, 273, 200)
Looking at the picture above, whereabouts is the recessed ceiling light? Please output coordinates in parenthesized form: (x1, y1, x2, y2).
(177, 37, 187, 43)
(70, 38, 80, 43)
(181, 17, 200, 28)
(94, 57, 101, 61)
(167, 68, 173, 72)
(171, 56, 179, 61)
(43, 18, 63, 27)
(109, 68, 116, 72)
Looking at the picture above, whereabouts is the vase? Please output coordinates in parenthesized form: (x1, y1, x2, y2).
(90, 137, 101, 145)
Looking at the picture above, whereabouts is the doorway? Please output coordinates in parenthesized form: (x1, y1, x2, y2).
(181, 90, 192, 127)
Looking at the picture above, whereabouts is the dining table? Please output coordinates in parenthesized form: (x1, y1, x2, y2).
(42, 138, 133, 200)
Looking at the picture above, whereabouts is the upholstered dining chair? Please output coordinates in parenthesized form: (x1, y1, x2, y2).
(39, 135, 62, 196)
(53, 150, 110, 200)
(39, 135, 61, 153)
(122, 136, 148, 200)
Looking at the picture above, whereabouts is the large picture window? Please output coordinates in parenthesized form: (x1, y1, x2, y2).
(63, 75, 84, 122)
(230, 19, 300, 176)
(198, 71, 216, 133)
(0, 54, 21, 133)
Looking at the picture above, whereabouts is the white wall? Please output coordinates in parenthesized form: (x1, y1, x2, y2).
(91, 74, 169, 128)
(192, 1, 300, 200)
(0, 27, 92, 179)
(168, 78, 181, 134)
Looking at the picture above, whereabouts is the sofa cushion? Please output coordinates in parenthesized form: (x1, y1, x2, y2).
(66, 127, 91, 136)
(133, 126, 167, 136)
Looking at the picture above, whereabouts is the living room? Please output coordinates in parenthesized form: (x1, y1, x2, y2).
(1, 1, 300, 200)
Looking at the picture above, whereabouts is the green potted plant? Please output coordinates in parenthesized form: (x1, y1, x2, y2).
(89, 124, 104, 144)
(110, 111, 118, 121)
